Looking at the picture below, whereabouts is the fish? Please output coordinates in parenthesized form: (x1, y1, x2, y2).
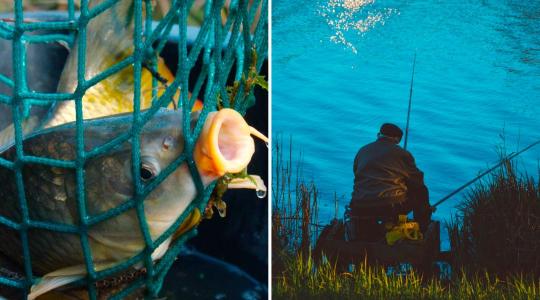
(45, 0, 185, 128)
(0, 107, 265, 299)
(0, 0, 190, 146)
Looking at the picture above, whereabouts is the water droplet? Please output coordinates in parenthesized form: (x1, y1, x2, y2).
(256, 189, 267, 198)
(217, 208, 226, 218)
(265, 142, 269, 148)
(215, 200, 227, 218)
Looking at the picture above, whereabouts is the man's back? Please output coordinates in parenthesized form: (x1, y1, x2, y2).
(351, 138, 424, 207)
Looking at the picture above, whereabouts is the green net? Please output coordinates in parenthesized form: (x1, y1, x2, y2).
(0, 0, 267, 298)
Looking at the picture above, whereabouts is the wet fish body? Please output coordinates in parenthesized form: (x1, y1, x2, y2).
(0, 106, 261, 298)
(0, 109, 204, 275)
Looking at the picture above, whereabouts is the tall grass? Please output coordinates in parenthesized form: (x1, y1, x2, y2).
(274, 252, 540, 299)
(273, 138, 540, 299)
(447, 159, 540, 277)
(272, 136, 321, 270)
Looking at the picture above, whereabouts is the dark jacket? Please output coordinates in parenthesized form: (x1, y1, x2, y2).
(351, 138, 426, 207)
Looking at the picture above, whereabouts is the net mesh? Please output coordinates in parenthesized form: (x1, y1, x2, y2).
(0, 0, 267, 298)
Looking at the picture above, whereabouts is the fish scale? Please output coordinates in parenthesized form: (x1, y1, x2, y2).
(0, 110, 200, 276)
(46, 56, 178, 128)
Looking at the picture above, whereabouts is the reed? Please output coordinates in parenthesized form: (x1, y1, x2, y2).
(446, 158, 540, 277)
(272, 136, 320, 271)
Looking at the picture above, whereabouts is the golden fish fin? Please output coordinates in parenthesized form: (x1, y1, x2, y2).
(48, 0, 137, 127)
(57, 0, 137, 94)
(149, 59, 205, 112)
(172, 208, 202, 241)
(192, 99, 204, 112)
(141, 57, 179, 110)
(47, 0, 194, 127)
(157, 57, 175, 84)
(29, 262, 116, 300)
(48, 0, 167, 127)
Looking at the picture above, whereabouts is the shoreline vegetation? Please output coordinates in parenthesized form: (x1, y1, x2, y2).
(272, 138, 539, 299)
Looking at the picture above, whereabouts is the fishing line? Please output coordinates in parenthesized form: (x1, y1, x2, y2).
(432, 138, 540, 207)
(403, 52, 416, 151)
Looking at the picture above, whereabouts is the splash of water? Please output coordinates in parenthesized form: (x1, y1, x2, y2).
(319, 0, 398, 53)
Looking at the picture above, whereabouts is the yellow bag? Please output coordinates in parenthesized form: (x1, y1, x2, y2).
(385, 215, 423, 246)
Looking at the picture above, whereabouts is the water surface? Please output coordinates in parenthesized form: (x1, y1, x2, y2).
(273, 0, 540, 249)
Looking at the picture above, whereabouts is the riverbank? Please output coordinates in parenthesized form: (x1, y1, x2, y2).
(272, 140, 540, 299)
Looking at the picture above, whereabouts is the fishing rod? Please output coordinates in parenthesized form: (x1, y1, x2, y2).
(432, 138, 540, 208)
(403, 52, 417, 151)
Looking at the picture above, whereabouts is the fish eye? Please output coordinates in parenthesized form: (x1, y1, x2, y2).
(162, 136, 174, 150)
(140, 164, 156, 181)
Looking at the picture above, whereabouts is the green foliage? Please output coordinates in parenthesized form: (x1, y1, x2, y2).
(274, 253, 540, 299)
(219, 48, 268, 111)
(206, 169, 257, 218)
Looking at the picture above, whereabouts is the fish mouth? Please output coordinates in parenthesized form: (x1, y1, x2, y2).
(194, 108, 267, 179)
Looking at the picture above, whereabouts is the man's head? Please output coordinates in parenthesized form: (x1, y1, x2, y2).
(377, 123, 403, 144)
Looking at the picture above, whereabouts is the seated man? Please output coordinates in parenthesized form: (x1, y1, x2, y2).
(347, 123, 432, 241)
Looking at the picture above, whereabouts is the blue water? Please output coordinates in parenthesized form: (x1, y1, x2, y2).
(272, 0, 540, 249)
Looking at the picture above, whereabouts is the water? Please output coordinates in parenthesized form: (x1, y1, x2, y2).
(160, 248, 266, 299)
(272, 0, 540, 250)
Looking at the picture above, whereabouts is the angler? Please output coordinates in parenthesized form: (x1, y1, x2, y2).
(346, 123, 432, 241)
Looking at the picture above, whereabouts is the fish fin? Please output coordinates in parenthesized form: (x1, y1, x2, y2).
(151, 238, 172, 261)
(57, 0, 137, 94)
(28, 262, 115, 300)
(192, 99, 204, 112)
(172, 209, 202, 241)
(0, 115, 44, 152)
(46, 0, 195, 127)
(29, 273, 83, 300)
(47, 0, 164, 127)
(55, 40, 71, 51)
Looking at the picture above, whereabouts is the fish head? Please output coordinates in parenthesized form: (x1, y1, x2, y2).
(97, 108, 259, 242)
